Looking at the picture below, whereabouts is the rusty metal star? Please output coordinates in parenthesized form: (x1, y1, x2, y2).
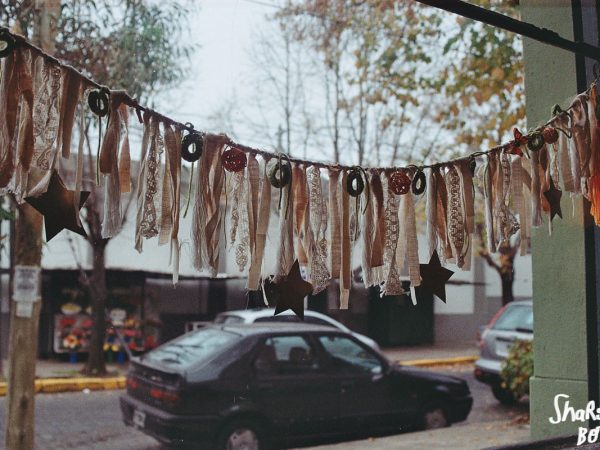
(543, 177, 562, 221)
(265, 260, 313, 320)
(25, 171, 90, 241)
(415, 251, 454, 304)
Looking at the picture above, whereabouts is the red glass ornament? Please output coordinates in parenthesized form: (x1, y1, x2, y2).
(542, 127, 559, 144)
(389, 170, 411, 195)
(222, 147, 247, 172)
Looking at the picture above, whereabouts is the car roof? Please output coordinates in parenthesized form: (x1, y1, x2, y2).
(506, 300, 532, 306)
(217, 308, 333, 321)
(209, 322, 346, 336)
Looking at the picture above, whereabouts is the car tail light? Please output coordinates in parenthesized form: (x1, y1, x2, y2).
(126, 375, 138, 390)
(149, 387, 181, 406)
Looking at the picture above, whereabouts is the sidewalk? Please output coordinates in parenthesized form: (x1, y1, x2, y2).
(381, 341, 479, 366)
(294, 420, 531, 450)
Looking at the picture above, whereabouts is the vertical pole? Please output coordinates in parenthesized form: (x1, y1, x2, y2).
(5, 1, 59, 448)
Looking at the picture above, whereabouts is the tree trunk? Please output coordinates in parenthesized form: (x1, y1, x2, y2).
(82, 241, 108, 376)
(501, 272, 515, 305)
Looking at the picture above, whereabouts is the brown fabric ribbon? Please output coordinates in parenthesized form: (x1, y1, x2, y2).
(370, 171, 385, 268)
(339, 171, 351, 309)
(192, 134, 228, 276)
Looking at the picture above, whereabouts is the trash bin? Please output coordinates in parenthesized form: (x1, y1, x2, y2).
(367, 283, 434, 346)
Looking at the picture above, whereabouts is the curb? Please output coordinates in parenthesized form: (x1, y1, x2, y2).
(0, 376, 126, 396)
(400, 355, 478, 367)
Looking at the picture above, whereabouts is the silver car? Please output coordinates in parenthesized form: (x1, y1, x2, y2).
(474, 300, 533, 404)
(214, 308, 380, 350)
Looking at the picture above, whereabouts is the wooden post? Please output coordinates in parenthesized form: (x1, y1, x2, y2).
(5, 1, 59, 448)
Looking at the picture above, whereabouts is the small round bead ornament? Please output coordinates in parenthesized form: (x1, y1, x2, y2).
(411, 169, 427, 195)
(542, 127, 559, 144)
(268, 160, 292, 188)
(389, 170, 411, 195)
(222, 147, 247, 172)
(346, 168, 365, 197)
(181, 132, 204, 163)
(527, 131, 545, 151)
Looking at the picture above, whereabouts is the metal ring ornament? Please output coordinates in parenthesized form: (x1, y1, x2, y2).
(268, 160, 291, 188)
(346, 168, 365, 197)
(181, 132, 204, 163)
(0, 30, 15, 58)
(411, 168, 427, 195)
(527, 131, 545, 151)
(88, 87, 110, 117)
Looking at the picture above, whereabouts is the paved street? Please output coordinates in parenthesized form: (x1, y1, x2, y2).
(0, 365, 529, 450)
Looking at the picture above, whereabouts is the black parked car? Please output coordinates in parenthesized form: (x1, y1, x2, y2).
(120, 324, 472, 449)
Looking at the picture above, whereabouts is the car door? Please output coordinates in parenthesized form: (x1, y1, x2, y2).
(316, 334, 398, 429)
(249, 334, 339, 438)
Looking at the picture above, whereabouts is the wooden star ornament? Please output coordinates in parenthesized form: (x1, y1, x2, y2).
(25, 171, 90, 241)
(265, 260, 313, 320)
(415, 251, 454, 303)
(543, 177, 562, 221)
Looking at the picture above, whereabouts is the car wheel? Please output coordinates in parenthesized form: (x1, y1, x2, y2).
(492, 383, 517, 405)
(421, 402, 449, 429)
(216, 419, 266, 450)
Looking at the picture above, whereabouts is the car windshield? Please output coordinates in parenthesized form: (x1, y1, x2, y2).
(143, 328, 240, 367)
(493, 304, 533, 332)
(214, 314, 244, 324)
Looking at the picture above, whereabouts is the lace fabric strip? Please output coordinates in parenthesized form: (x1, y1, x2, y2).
(247, 157, 272, 289)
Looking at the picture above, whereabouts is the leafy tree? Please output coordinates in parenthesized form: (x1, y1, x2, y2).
(4, 0, 195, 375)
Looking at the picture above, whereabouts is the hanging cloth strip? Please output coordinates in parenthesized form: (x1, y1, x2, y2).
(588, 84, 600, 224)
(360, 171, 375, 287)
(554, 108, 577, 193)
(425, 167, 438, 259)
(370, 171, 385, 269)
(159, 123, 177, 246)
(456, 160, 475, 270)
(247, 156, 272, 289)
(170, 127, 183, 285)
(570, 93, 591, 187)
(0, 47, 32, 188)
(483, 154, 497, 251)
(99, 91, 129, 238)
(10, 49, 35, 201)
(293, 164, 309, 265)
(134, 112, 152, 252)
(275, 166, 295, 279)
(57, 67, 81, 160)
(530, 143, 543, 227)
(328, 168, 342, 279)
(381, 173, 403, 296)
(339, 170, 351, 309)
(433, 168, 451, 261)
(192, 133, 228, 276)
(401, 192, 421, 287)
(307, 166, 329, 294)
(245, 154, 260, 272)
(26, 55, 63, 198)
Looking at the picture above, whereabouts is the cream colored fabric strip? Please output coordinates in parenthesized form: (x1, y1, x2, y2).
(275, 180, 295, 278)
(425, 168, 437, 259)
(247, 157, 272, 289)
(530, 147, 542, 227)
(403, 193, 421, 287)
(134, 113, 152, 252)
(328, 168, 341, 278)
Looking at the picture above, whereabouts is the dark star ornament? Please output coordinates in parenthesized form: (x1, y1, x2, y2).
(265, 260, 313, 320)
(25, 171, 90, 241)
(415, 251, 454, 303)
(543, 177, 562, 221)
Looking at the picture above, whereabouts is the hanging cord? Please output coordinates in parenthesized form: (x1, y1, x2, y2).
(182, 162, 194, 218)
